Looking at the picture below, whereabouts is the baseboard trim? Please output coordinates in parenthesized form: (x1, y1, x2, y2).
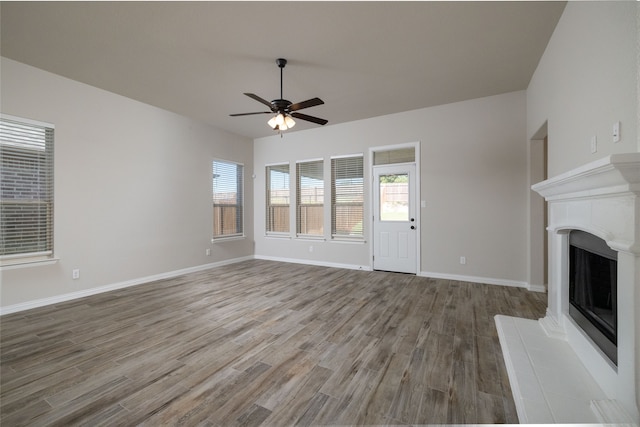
(2, 259, 537, 315)
(419, 270, 529, 289)
(253, 254, 371, 272)
(527, 283, 547, 293)
(0, 256, 253, 316)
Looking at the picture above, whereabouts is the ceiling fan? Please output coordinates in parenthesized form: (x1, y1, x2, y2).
(230, 58, 328, 132)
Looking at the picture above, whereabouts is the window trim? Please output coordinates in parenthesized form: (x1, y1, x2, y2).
(331, 153, 364, 241)
(265, 162, 291, 237)
(0, 114, 54, 131)
(296, 158, 324, 238)
(0, 114, 56, 267)
(211, 158, 245, 241)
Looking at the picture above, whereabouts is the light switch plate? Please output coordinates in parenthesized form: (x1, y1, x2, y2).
(613, 121, 620, 143)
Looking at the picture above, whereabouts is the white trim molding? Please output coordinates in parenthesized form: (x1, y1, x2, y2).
(253, 254, 371, 272)
(419, 270, 530, 290)
(0, 256, 253, 316)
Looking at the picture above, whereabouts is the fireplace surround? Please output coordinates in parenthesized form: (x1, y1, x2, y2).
(497, 153, 640, 423)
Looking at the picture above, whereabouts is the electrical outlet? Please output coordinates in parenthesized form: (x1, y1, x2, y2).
(460, 256, 466, 265)
(206, 248, 211, 256)
(309, 246, 314, 253)
(72, 269, 80, 280)
(590, 135, 597, 153)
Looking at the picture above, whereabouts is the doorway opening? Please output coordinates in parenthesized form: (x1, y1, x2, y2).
(370, 143, 420, 274)
(529, 124, 548, 291)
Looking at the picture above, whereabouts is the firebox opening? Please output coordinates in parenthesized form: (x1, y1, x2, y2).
(569, 230, 618, 366)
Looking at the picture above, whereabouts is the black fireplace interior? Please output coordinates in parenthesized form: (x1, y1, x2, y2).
(569, 230, 618, 365)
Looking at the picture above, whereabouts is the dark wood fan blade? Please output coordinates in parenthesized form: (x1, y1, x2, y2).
(291, 112, 328, 125)
(230, 111, 271, 117)
(244, 93, 274, 109)
(289, 97, 324, 112)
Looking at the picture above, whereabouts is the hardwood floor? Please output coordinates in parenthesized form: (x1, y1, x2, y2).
(1, 260, 547, 426)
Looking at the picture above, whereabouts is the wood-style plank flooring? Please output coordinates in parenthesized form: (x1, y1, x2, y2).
(1, 260, 547, 426)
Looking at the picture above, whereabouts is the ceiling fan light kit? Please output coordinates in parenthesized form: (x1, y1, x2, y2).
(268, 112, 295, 131)
(230, 58, 327, 135)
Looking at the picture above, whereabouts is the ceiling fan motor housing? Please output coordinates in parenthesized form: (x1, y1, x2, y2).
(272, 99, 292, 113)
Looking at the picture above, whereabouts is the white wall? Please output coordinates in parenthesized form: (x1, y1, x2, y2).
(526, 2, 640, 419)
(0, 58, 254, 310)
(254, 91, 529, 286)
(527, 1, 639, 177)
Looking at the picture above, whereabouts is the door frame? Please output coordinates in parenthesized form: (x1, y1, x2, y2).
(368, 141, 421, 274)
(528, 123, 548, 292)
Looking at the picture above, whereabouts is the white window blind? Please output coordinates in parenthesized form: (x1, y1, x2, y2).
(266, 164, 290, 234)
(373, 147, 415, 165)
(0, 117, 55, 258)
(212, 160, 243, 239)
(296, 160, 324, 236)
(331, 155, 364, 239)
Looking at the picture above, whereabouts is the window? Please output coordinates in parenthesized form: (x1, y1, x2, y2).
(212, 160, 243, 239)
(266, 164, 290, 234)
(373, 147, 415, 165)
(296, 159, 324, 237)
(0, 115, 55, 259)
(331, 155, 364, 239)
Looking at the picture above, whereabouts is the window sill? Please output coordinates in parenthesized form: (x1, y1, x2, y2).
(0, 257, 59, 270)
(265, 234, 291, 240)
(211, 235, 245, 243)
(296, 236, 326, 242)
(331, 238, 367, 244)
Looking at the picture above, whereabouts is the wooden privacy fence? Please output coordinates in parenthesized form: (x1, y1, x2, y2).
(213, 204, 241, 236)
(267, 205, 289, 233)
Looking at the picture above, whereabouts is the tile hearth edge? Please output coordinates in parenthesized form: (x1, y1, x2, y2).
(495, 314, 636, 425)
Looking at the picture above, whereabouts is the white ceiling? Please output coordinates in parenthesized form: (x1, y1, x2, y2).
(0, 1, 565, 139)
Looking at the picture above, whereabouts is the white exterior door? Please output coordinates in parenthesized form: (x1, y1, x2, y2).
(373, 164, 417, 274)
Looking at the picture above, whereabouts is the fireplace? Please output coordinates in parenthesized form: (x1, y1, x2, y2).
(568, 230, 617, 365)
(496, 153, 640, 423)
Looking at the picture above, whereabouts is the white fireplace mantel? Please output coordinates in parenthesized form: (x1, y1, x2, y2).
(497, 152, 640, 424)
(531, 153, 640, 202)
(532, 153, 640, 253)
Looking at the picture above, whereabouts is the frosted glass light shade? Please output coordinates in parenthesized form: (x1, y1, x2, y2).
(268, 113, 295, 131)
(284, 115, 295, 128)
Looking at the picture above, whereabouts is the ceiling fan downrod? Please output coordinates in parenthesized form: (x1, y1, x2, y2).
(276, 58, 287, 101)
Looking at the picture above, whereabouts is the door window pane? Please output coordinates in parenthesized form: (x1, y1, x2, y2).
(379, 174, 408, 221)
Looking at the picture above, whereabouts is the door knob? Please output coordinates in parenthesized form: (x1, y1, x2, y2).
(411, 225, 415, 230)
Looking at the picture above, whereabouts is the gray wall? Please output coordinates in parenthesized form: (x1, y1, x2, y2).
(1, 58, 254, 309)
(254, 91, 529, 286)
